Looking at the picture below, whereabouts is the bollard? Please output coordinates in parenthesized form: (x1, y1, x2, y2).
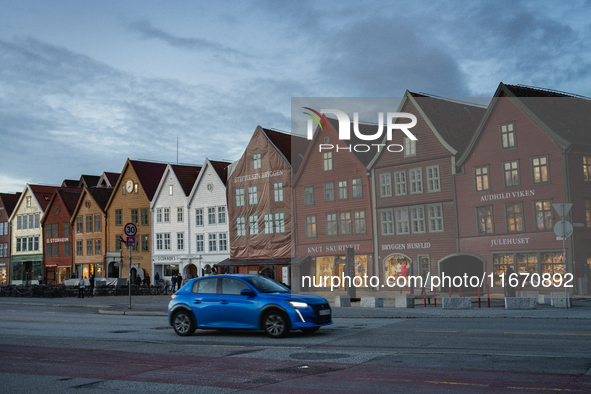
(478, 285, 481, 308)
(434, 287, 437, 307)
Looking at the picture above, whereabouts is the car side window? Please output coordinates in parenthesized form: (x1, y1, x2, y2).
(191, 278, 218, 294)
(222, 277, 249, 295)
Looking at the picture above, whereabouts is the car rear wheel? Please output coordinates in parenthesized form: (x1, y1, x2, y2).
(263, 311, 289, 338)
(173, 311, 196, 336)
(301, 327, 320, 334)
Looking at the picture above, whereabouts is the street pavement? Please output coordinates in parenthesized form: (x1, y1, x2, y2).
(1, 293, 590, 319)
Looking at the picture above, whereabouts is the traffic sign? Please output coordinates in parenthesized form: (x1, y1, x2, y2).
(553, 203, 573, 218)
(127, 237, 135, 247)
(554, 221, 573, 239)
(124, 223, 137, 236)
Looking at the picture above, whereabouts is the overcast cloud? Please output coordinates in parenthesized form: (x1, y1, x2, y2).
(1, 0, 590, 192)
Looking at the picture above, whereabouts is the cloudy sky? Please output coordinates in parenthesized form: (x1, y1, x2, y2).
(1, 0, 590, 193)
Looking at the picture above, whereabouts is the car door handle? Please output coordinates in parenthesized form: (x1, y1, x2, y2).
(192, 300, 202, 304)
(220, 300, 228, 305)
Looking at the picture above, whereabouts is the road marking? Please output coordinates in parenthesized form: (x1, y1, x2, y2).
(507, 386, 581, 391)
(425, 380, 488, 387)
(355, 378, 410, 382)
(505, 332, 591, 337)
(414, 330, 458, 333)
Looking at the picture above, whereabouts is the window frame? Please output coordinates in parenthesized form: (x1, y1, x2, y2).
(474, 165, 490, 193)
(304, 186, 314, 206)
(426, 165, 441, 193)
(351, 178, 363, 199)
(584, 155, 591, 182)
(503, 160, 521, 188)
(404, 136, 416, 157)
(500, 122, 516, 150)
(273, 182, 284, 203)
(249, 214, 259, 236)
(235, 188, 245, 207)
(248, 185, 258, 206)
(236, 216, 246, 237)
(323, 151, 333, 172)
(195, 208, 203, 226)
(337, 180, 348, 201)
(533, 200, 554, 231)
(324, 182, 335, 202)
(253, 152, 262, 170)
(410, 205, 426, 234)
(505, 202, 524, 233)
(476, 205, 494, 235)
(339, 211, 352, 236)
(379, 172, 392, 197)
(353, 210, 366, 235)
(305, 215, 317, 239)
(531, 156, 550, 184)
(427, 203, 444, 233)
(326, 213, 338, 237)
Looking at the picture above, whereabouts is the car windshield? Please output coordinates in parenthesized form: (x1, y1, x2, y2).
(243, 276, 290, 293)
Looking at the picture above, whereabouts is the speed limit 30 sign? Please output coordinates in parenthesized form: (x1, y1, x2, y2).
(124, 223, 137, 237)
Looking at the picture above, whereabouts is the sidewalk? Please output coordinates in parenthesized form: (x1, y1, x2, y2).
(1, 294, 590, 319)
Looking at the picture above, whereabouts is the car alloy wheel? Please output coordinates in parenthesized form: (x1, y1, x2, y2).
(173, 311, 195, 336)
(264, 311, 288, 338)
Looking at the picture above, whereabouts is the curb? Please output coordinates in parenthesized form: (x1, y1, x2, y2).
(0, 301, 110, 309)
(98, 308, 167, 316)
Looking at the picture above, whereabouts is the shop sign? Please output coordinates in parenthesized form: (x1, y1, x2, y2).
(480, 189, 535, 202)
(234, 170, 284, 183)
(490, 237, 530, 247)
(382, 242, 431, 251)
(307, 243, 361, 254)
(46, 237, 70, 243)
(154, 255, 177, 261)
(131, 256, 143, 261)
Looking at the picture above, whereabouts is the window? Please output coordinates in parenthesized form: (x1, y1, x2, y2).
(177, 233, 184, 251)
(339, 212, 351, 236)
(326, 213, 338, 237)
(122, 185, 126, 195)
(87, 240, 93, 255)
(253, 152, 262, 170)
(395, 208, 410, 235)
(236, 216, 246, 237)
(33, 236, 39, 251)
(45, 224, 51, 239)
(177, 207, 183, 222)
(219, 233, 228, 251)
(394, 171, 407, 195)
(477, 206, 494, 234)
(53, 242, 58, 257)
(95, 239, 101, 255)
(208, 207, 216, 225)
(52, 223, 58, 237)
(584, 156, 591, 182)
(338, 180, 348, 200)
(196, 234, 204, 252)
(17, 216, 22, 230)
(141, 209, 148, 225)
(156, 234, 163, 250)
(427, 204, 444, 232)
(34, 214, 39, 229)
(274, 212, 285, 234)
(115, 235, 121, 251)
(163, 208, 170, 223)
(208, 233, 216, 252)
(46, 243, 52, 258)
(380, 209, 394, 235)
(64, 222, 70, 237)
(506, 203, 524, 232)
(134, 184, 138, 194)
(195, 209, 203, 226)
(404, 137, 416, 156)
(163, 233, 171, 250)
(115, 210, 122, 226)
(324, 182, 335, 202)
(541, 252, 565, 279)
(131, 209, 138, 225)
(64, 242, 70, 257)
(76, 241, 83, 256)
(26, 196, 31, 208)
(218, 207, 226, 224)
(141, 235, 149, 252)
(532, 156, 549, 184)
(586, 199, 591, 228)
(500, 122, 516, 149)
(235, 188, 245, 207)
(475, 166, 490, 192)
(409, 168, 423, 194)
(503, 160, 520, 187)
(273, 182, 284, 202)
(352, 178, 362, 198)
(353, 210, 366, 235)
(21, 215, 27, 230)
(86, 215, 92, 232)
(306, 215, 317, 238)
(410, 206, 426, 234)
(304, 186, 314, 206)
(249, 214, 259, 235)
(16, 238, 21, 252)
(380, 173, 392, 197)
(169, 185, 173, 195)
(94, 214, 101, 232)
(156, 208, 162, 223)
(323, 151, 333, 172)
(132, 236, 139, 252)
(493, 253, 514, 286)
(534, 200, 553, 230)
(426, 165, 440, 192)
(248, 186, 258, 205)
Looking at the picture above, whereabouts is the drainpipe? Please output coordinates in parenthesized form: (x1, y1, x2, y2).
(371, 168, 379, 290)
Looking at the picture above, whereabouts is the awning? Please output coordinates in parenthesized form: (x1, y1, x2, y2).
(217, 258, 293, 267)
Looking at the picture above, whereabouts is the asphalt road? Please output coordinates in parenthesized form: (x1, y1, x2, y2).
(0, 304, 590, 393)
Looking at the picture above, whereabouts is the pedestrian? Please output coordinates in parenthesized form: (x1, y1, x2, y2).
(176, 272, 183, 291)
(154, 272, 160, 286)
(38, 274, 43, 285)
(145, 273, 151, 288)
(78, 276, 86, 298)
(135, 275, 142, 287)
(505, 265, 516, 297)
(583, 263, 591, 294)
(89, 274, 95, 298)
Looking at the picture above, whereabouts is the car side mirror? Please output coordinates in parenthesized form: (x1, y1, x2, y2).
(240, 289, 256, 296)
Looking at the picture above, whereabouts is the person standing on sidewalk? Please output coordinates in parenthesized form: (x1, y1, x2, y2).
(78, 277, 86, 298)
(88, 274, 95, 298)
(176, 272, 183, 291)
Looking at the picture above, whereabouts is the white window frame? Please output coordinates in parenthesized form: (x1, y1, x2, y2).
(410, 206, 426, 234)
(248, 185, 258, 205)
(409, 168, 423, 194)
(218, 206, 226, 224)
(177, 207, 183, 222)
(208, 207, 216, 225)
(404, 137, 416, 157)
(395, 207, 410, 235)
(249, 214, 259, 236)
(273, 182, 284, 202)
(426, 165, 440, 192)
(235, 188, 245, 207)
(208, 233, 217, 252)
(196, 234, 204, 252)
(380, 209, 394, 235)
(195, 208, 203, 226)
(427, 204, 444, 232)
(380, 173, 392, 197)
(177, 232, 184, 250)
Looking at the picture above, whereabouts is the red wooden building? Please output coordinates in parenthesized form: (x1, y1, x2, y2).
(455, 83, 591, 294)
(0, 193, 21, 285)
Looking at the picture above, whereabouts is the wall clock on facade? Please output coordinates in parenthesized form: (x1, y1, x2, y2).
(126, 180, 134, 193)
(85, 201, 91, 208)
(207, 183, 214, 192)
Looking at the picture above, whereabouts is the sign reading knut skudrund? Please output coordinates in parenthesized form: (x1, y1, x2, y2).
(124, 222, 137, 237)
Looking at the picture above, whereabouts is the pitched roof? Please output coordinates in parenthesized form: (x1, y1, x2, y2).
(129, 160, 167, 200)
(409, 92, 486, 154)
(57, 190, 82, 216)
(87, 187, 113, 212)
(170, 164, 201, 196)
(0, 192, 22, 216)
(29, 185, 64, 212)
(102, 172, 120, 187)
(326, 117, 378, 167)
(208, 160, 232, 186)
(503, 84, 591, 148)
(260, 128, 309, 171)
(61, 179, 79, 188)
(78, 175, 100, 188)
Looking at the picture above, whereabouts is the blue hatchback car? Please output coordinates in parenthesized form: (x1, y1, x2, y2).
(168, 274, 332, 338)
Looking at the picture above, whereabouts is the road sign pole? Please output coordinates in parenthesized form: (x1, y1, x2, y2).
(129, 244, 132, 309)
(563, 216, 568, 308)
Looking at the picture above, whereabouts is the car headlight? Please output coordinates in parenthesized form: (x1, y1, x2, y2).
(288, 301, 308, 309)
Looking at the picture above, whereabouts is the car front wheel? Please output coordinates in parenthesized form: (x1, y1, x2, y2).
(263, 311, 289, 338)
(173, 311, 196, 336)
